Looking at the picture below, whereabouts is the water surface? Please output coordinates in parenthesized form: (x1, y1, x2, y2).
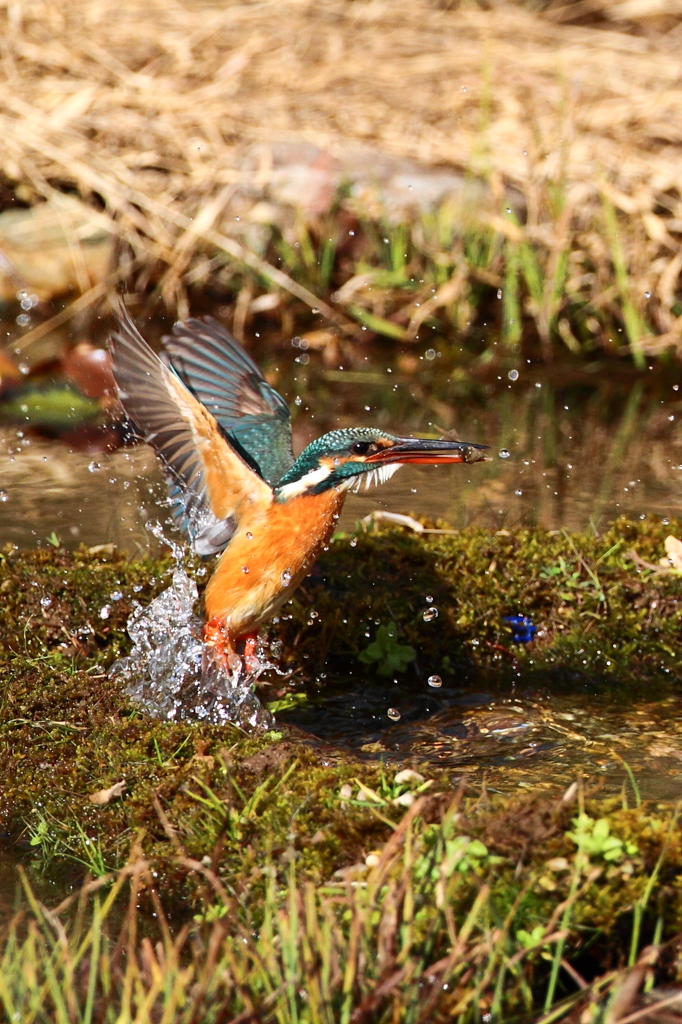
(2, 319, 682, 799)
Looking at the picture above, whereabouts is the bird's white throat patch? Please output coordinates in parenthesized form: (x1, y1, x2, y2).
(276, 463, 333, 500)
(276, 460, 403, 500)
(350, 462, 402, 492)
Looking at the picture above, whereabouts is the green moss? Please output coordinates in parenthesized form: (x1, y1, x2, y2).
(0, 516, 681, 941)
(279, 515, 682, 694)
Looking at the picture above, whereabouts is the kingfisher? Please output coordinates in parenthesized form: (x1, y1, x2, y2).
(110, 309, 488, 666)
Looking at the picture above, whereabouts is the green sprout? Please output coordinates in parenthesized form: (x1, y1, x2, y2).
(359, 622, 416, 676)
(567, 813, 638, 863)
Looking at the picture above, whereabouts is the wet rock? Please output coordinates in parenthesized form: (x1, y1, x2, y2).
(238, 139, 526, 222)
(0, 195, 113, 302)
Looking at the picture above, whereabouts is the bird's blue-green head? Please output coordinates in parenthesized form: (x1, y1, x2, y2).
(274, 427, 488, 500)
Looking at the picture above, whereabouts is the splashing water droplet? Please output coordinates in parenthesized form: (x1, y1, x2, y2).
(499, 449, 510, 459)
(40, 596, 52, 608)
(0, 490, 8, 502)
(242, 566, 250, 574)
(281, 569, 292, 586)
(387, 707, 401, 721)
(425, 595, 434, 604)
(508, 369, 519, 381)
(427, 674, 442, 688)
(100, 605, 111, 619)
(311, 306, 320, 314)
(109, 566, 274, 730)
(111, 590, 123, 601)
(88, 461, 101, 473)
(423, 607, 439, 622)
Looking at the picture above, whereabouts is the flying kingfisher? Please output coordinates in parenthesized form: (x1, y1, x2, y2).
(110, 309, 488, 665)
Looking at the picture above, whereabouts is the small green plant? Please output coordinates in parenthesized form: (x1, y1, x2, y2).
(440, 835, 502, 876)
(26, 809, 68, 868)
(567, 813, 638, 863)
(358, 621, 416, 675)
(517, 924, 548, 950)
(539, 552, 605, 605)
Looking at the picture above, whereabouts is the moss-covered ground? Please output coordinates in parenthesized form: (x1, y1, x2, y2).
(2, 517, 682, 1019)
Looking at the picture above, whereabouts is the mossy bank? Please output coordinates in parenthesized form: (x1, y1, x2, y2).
(2, 517, 682, 1019)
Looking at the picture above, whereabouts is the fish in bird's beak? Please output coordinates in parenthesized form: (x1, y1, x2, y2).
(367, 437, 490, 465)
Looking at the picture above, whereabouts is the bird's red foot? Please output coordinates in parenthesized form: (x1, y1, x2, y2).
(242, 632, 258, 658)
(204, 616, 232, 654)
(203, 617, 241, 679)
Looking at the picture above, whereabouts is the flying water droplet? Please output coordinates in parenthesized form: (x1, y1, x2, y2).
(40, 596, 52, 608)
(387, 707, 401, 721)
(423, 607, 439, 622)
(508, 369, 519, 381)
(0, 490, 8, 502)
(425, 595, 434, 604)
(242, 566, 250, 574)
(311, 306, 320, 314)
(111, 590, 123, 601)
(499, 449, 510, 459)
(100, 605, 111, 619)
(281, 569, 292, 586)
(88, 461, 101, 473)
(427, 674, 442, 688)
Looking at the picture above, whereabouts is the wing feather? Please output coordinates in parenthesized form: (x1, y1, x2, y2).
(109, 308, 272, 556)
(161, 316, 294, 486)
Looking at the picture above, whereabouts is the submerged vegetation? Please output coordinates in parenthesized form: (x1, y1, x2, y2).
(1, 518, 682, 1016)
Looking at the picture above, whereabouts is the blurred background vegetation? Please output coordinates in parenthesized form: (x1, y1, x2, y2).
(1, 0, 681, 365)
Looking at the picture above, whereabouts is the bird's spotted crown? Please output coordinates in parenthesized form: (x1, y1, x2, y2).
(275, 427, 400, 499)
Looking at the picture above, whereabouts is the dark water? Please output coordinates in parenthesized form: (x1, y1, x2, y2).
(1, 358, 681, 549)
(2, 316, 682, 801)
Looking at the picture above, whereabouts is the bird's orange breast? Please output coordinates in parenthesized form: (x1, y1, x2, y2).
(203, 487, 346, 638)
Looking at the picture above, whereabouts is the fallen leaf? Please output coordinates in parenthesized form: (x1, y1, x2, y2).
(89, 780, 127, 805)
(664, 535, 682, 570)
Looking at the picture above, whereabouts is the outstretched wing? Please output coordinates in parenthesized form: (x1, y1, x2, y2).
(110, 308, 272, 557)
(161, 317, 294, 487)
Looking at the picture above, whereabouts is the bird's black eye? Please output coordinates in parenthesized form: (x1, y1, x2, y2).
(350, 441, 372, 456)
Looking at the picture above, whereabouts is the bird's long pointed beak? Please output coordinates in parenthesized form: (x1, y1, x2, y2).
(367, 437, 490, 465)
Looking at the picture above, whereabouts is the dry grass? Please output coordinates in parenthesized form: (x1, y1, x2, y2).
(1, 0, 682, 354)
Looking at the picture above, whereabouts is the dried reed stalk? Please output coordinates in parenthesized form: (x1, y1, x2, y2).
(0, 0, 681, 347)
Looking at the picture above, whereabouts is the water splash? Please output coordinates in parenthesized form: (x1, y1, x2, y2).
(109, 523, 274, 731)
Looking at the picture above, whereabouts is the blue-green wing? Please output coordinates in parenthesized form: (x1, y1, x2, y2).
(161, 317, 294, 487)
